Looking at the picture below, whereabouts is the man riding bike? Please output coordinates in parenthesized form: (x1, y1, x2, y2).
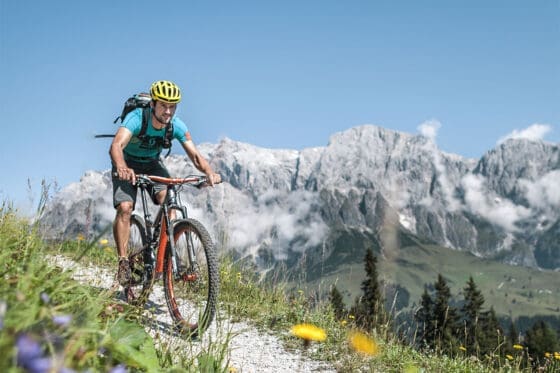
(109, 80, 221, 285)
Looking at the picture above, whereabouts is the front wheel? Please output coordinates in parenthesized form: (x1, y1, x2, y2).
(125, 214, 152, 305)
(163, 218, 219, 338)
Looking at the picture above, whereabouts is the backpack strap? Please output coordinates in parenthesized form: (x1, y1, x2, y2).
(138, 107, 150, 138)
(137, 107, 174, 157)
(162, 122, 174, 157)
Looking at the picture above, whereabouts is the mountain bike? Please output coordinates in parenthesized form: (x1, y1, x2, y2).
(122, 174, 219, 338)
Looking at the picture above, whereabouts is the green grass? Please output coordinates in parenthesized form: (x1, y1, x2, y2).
(2, 205, 559, 372)
(303, 241, 560, 326)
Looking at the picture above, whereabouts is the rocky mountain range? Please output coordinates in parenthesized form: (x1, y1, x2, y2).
(39, 125, 560, 271)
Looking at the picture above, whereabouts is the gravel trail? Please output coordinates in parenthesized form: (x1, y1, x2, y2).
(48, 254, 336, 372)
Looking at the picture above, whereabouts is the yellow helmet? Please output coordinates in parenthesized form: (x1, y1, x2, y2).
(150, 80, 181, 103)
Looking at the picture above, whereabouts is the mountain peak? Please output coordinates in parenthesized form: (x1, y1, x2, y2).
(39, 124, 560, 270)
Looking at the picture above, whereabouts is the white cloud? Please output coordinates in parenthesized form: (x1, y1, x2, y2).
(219, 189, 328, 261)
(518, 170, 560, 210)
(416, 119, 460, 211)
(461, 174, 531, 232)
(498, 123, 552, 144)
(417, 119, 441, 141)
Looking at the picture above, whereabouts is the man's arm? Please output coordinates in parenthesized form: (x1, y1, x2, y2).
(181, 140, 221, 186)
(110, 127, 136, 183)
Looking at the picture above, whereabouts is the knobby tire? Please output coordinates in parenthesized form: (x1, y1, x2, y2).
(125, 214, 152, 305)
(164, 218, 219, 338)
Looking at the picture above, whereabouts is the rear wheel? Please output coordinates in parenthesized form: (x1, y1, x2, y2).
(124, 214, 151, 305)
(163, 218, 219, 338)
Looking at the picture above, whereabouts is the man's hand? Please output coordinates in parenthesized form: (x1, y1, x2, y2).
(205, 172, 221, 187)
(117, 166, 136, 184)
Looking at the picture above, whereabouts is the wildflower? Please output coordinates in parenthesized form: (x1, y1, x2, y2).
(513, 344, 524, 350)
(16, 334, 52, 373)
(76, 234, 85, 241)
(0, 300, 6, 330)
(341, 320, 348, 326)
(40, 292, 50, 305)
(109, 364, 127, 373)
(545, 352, 552, 358)
(554, 352, 560, 360)
(348, 314, 355, 320)
(291, 324, 327, 345)
(506, 354, 514, 361)
(227, 367, 238, 373)
(52, 315, 72, 327)
(348, 330, 379, 356)
(459, 346, 467, 352)
(100, 238, 109, 245)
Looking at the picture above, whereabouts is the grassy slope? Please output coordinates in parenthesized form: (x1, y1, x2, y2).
(304, 242, 560, 323)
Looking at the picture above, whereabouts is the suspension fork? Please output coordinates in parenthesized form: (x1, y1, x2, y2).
(176, 198, 198, 271)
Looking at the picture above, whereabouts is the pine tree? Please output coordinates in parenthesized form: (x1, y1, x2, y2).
(329, 284, 346, 320)
(415, 285, 436, 350)
(525, 320, 560, 364)
(353, 248, 386, 331)
(478, 307, 503, 357)
(506, 318, 519, 354)
(433, 274, 460, 354)
(461, 276, 485, 354)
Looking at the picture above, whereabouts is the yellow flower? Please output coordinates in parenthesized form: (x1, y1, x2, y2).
(513, 344, 524, 350)
(341, 320, 348, 326)
(76, 234, 85, 241)
(291, 324, 327, 342)
(554, 352, 560, 360)
(348, 330, 379, 356)
(100, 238, 109, 245)
(545, 352, 552, 358)
(506, 354, 514, 361)
(348, 314, 355, 320)
(459, 346, 467, 352)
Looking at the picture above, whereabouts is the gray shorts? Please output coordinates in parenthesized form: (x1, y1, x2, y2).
(112, 158, 171, 208)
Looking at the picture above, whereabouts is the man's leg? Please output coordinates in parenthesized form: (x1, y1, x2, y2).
(113, 201, 134, 285)
(112, 170, 136, 286)
(113, 201, 134, 258)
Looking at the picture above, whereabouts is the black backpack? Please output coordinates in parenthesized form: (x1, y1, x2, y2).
(96, 93, 174, 155)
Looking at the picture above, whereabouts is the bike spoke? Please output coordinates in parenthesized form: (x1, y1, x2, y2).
(164, 219, 218, 338)
(125, 216, 150, 305)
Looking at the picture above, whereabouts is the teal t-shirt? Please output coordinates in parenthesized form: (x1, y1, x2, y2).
(121, 108, 190, 161)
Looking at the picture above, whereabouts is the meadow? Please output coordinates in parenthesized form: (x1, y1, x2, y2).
(1, 205, 558, 372)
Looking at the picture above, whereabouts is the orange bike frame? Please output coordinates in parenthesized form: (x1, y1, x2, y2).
(155, 216, 168, 274)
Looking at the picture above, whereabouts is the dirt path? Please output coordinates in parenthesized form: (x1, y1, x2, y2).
(48, 254, 335, 372)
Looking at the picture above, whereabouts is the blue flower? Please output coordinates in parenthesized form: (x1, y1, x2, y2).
(109, 364, 127, 373)
(16, 334, 52, 373)
(52, 315, 72, 327)
(40, 292, 50, 305)
(25, 357, 52, 373)
(0, 300, 6, 330)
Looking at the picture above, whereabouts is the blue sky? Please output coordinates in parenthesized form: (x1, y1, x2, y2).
(1, 0, 558, 212)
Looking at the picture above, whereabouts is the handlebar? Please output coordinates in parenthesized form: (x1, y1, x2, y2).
(112, 172, 220, 189)
(138, 174, 208, 186)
